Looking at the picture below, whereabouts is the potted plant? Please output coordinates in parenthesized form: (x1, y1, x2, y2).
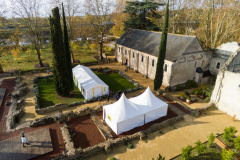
(194, 89, 200, 95)
(186, 96, 191, 103)
(178, 92, 185, 99)
(199, 90, 205, 98)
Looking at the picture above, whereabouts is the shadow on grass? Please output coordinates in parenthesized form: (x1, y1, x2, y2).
(95, 72, 136, 93)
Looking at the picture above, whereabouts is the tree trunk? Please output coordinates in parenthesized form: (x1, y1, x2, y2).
(35, 46, 44, 67)
(0, 63, 3, 73)
(99, 42, 103, 59)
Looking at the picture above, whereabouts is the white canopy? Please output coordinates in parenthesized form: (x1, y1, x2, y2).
(72, 65, 109, 99)
(103, 94, 144, 135)
(129, 87, 168, 124)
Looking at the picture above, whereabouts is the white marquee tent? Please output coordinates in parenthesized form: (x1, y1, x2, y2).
(103, 94, 144, 135)
(129, 87, 168, 124)
(72, 65, 109, 99)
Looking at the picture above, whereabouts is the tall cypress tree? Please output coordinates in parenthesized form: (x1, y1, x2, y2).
(62, 3, 74, 91)
(154, 0, 169, 90)
(49, 7, 70, 96)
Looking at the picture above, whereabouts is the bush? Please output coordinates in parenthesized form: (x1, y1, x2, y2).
(175, 85, 183, 91)
(194, 140, 206, 155)
(194, 89, 200, 95)
(221, 149, 235, 160)
(191, 81, 198, 88)
(208, 133, 215, 147)
(110, 37, 115, 41)
(234, 136, 240, 152)
(127, 142, 133, 149)
(110, 157, 115, 160)
(181, 145, 192, 160)
(184, 91, 190, 97)
(223, 126, 238, 142)
(178, 92, 185, 98)
(152, 154, 165, 160)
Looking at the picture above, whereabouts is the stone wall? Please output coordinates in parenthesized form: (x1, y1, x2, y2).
(54, 115, 184, 160)
(6, 77, 30, 132)
(163, 92, 214, 117)
(211, 71, 240, 120)
(33, 68, 144, 115)
(171, 51, 212, 86)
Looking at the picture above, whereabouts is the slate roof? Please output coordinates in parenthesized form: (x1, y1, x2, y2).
(116, 29, 200, 62)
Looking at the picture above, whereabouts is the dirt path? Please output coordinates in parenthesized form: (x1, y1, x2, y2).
(88, 108, 240, 160)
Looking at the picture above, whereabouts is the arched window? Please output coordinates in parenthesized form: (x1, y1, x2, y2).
(125, 49, 127, 55)
(164, 64, 167, 71)
(152, 59, 154, 66)
(142, 55, 144, 62)
(216, 62, 220, 69)
(119, 47, 120, 52)
(201, 60, 204, 66)
(133, 52, 134, 58)
(195, 61, 197, 67)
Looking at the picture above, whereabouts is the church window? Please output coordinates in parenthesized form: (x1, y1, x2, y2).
(125, 49, 127, 55)
(195, 61, 197, 67)
(164, 64, 167, 71)
(133, 52, 134, 58)
(152, 59, 154, 66)
(216, 62, 220, 69)
(119, 47, 120, 52)
(142, 55, 144, 62)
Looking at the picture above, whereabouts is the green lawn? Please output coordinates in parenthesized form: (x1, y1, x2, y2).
(38, 71, 136, 107)
(1, 44, 97, 72)
(38, 78, 84, 107)
(95, 71, 136, 93)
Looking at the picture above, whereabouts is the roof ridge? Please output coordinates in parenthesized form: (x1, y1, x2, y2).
(128, 29, 196, 38)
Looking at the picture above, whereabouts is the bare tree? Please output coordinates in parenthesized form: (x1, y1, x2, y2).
(84, 0, 114, 59)
(10, 0, 44, 67)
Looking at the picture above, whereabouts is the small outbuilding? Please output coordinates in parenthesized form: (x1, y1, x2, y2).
(72, 65, 109, 100)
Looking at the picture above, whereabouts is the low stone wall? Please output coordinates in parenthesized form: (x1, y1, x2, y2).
(33, 67, 144, 115)
(91, 113, 113, 140)
(60, 123, 76, 156)
(6, 77, 30, 132)
(54, 115, 184, 160)
(36, 103, 68, 114)
(163, 92, 214, 117)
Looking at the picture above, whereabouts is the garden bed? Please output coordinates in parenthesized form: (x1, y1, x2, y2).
(160, 95, 190, 114)
(96, 108, 178, 138)
(67, 115, 105, 149)
(177, 97, 198, 105)
(217, 135, 240, 157)
(171, 142, 222, 160)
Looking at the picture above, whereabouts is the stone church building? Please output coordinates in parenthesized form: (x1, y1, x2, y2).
(115, 29, 234, 88)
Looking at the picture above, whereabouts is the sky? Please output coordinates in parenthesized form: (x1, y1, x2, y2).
(0, 0, 117, 18)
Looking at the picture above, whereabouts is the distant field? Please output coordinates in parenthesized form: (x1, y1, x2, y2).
(0, 44, 97, 72)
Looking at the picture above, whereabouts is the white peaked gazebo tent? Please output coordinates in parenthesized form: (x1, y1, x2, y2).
(103, 94, 144, 135)
(72, 65, 109, 99)
(129, 87, 168, 124)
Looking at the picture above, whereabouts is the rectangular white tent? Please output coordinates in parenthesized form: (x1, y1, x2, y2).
(129, 87, 168, 124)
(72, 65, 109, 99)
(103, 94, 144, 135)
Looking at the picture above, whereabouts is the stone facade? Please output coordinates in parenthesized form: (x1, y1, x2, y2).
(116, 44, 213, 87)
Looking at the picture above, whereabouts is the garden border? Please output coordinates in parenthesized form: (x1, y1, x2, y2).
(163, 92, 214, 117)
(33, 67, 144, 115)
